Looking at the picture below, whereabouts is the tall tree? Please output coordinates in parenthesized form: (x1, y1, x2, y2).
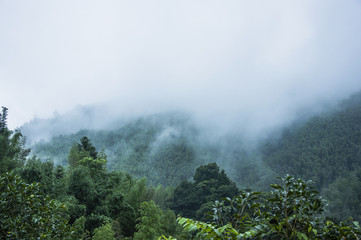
(68, 136, 100, 169)
(0, 106, 8, 133)
(171, 163, 238, 219)
(79, 136, 98, 159)
(93, 223, 115, 240)
(0, 107, 30, 173)
(133, 201, 166, 240)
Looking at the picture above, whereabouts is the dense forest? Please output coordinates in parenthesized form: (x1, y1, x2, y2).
(1, 91, 361, 239)
(27, 112, 272, 190)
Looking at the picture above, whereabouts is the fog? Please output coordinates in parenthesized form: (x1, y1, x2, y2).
(1, 0, 361, 138)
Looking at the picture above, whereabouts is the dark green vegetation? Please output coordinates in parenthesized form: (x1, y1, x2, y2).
(29, 113, 270, 189)
(168, 175, 361, 239)
(0, 107, 30, 173)
(1, 91, 361, 239)
(0, 172, 73, 239)
(30, 113, 211, 187)
(261, 92, 361, 221)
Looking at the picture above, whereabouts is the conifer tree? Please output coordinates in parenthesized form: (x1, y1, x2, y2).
(0, 107, 29, 173)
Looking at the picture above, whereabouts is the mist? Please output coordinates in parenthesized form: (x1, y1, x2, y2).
(1, 0, 361, 138)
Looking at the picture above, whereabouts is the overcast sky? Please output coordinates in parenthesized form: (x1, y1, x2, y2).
(1, 1, 361, 134)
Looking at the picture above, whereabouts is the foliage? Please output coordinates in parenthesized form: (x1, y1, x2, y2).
(5, 100, 361, 239)
(0, 106, 30, 173)
(134, 200, 179, 240)
(0, 172, 74, 239)
(93, 222, 116, 240)
(151, 184, 174, 210)
(262, 93, 361, 189)
(260, 92, 361, 220)
(174, 175, 361, 239)
(125, 177, 153, 211)
(261, 175, 326, 239)
(322, 168, 361, 221)
(29, 113, 210, 186)
(170, 163, 238, 219)
(67, 165, 98, 210)
(62, 136, 178, 237)
(72, 216, 90, 239)
(68, 136, 105, 172)
(134, 201, 166, 240)
(171, 180, 202, 218)
(178, 217, 257, 239)
(19, 156, 56, 194)
(106, 191, 136, 237)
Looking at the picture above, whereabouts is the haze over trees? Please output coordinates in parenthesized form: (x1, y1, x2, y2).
(1, 91, 361, 239)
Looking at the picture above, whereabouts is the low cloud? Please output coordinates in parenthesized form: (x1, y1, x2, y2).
(1, 0, 361, 136)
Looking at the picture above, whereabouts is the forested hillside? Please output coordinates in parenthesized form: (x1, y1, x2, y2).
(2, 91, 361, 239)
(29, 112, 270, 188)
(26, 91, 361, 221)
(261, 91, 361, 220)
(27, 91, 361, 221)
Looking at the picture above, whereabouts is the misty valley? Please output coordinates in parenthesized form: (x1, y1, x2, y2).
(1, 91, 361, 239)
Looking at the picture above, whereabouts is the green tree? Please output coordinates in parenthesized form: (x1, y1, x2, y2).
(54, 164, 67, 197)
(323, 168, 361, 221)
(79, 136, 98, 159)
(67, 165, 99, 213)
(72, 216, 89, 239)
(171, 181, 201, 218)
(106, 191, 136, 237)
(0, 106, 8, 132)
(0, 107, 30, 173)
(68, 136, 99, 169)
(68, 143, 89, 169)
(20, 157, 55, 194)
(125, 177, 153, 211)
(170, 163, 238, 219)
(175, 175, 361, 239)
(0, 172, 74, 239)
(134, 201, 165, 240)
(85, 214, 112, 236)
(93, 223, 116, 240)
(79, 153, 107, 173)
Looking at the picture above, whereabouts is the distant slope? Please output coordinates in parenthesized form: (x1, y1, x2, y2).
(27, 90, 361, 189)
(24, 91, 361, 220)
(28, 111, 271, 187)
(30, 112, 199, 185)
(261, 91, 361, 189)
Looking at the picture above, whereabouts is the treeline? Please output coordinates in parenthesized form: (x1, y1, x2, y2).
(2, 91, 361, 238)
(29, 91, 361, 223)
(1, 114, 360, 238)
(30, 113, 271, 189)
(30, 113, 211, 187)
(0, 107, 242, 239)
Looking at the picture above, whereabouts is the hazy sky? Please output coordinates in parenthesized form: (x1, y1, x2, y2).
(1, 0, 361, 133)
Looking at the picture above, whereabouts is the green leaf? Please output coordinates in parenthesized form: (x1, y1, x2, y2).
(353, 221, 360, 229)
(296, 232, 308, 240)
(270, 184, 283, 190)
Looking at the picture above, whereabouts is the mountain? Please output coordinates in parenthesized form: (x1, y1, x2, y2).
(24, 91, 361, 220)
(261, 91, 361, 220)
(28, 111, 270, 187)
(261, 91, 361, 188)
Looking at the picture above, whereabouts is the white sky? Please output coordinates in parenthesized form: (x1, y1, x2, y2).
(1, 0, 361, 133)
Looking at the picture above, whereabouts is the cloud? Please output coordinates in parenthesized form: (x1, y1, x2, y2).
(1, 0, 361, 134)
